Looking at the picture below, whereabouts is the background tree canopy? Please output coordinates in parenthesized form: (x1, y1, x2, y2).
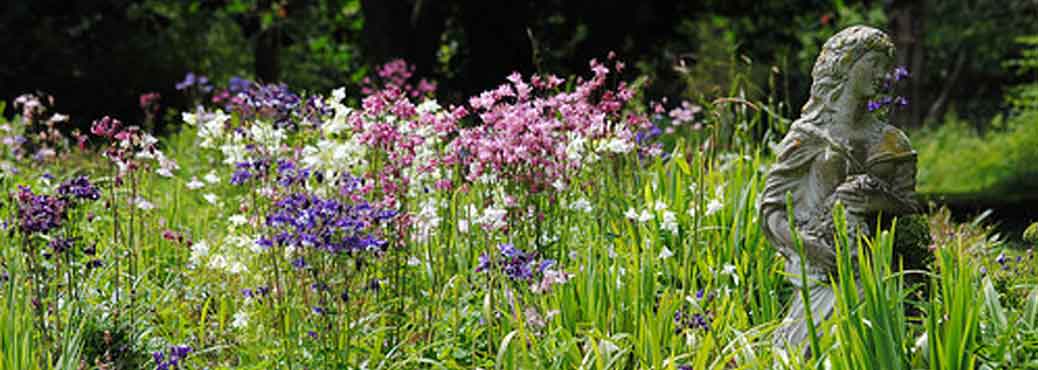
(2, 0, 1037, 133)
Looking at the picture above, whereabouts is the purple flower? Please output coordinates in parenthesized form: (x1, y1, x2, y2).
(176, 72, 212, 93)
(893, 66, 910, 82)
(56, 176, 101, 202)
(175, 73, 196, 90)
(48, 237, 74, 255)
(153, 344, 191, 370)
(16, 186, 66, 235)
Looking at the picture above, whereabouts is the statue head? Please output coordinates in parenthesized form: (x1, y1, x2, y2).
(800, 26, 895, 124)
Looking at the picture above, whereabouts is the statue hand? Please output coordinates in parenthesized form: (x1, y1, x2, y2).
(836, 175, 916, 214)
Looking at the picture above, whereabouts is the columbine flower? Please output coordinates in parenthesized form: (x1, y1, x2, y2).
(476, 206, 508, 231)
(189, 240, 209, 266)
(186, 177, 204, 190)
(153, 345, 192, 370)
(229, 214, 248, 227)
(203, 170, 220, 184)
(133, 196, 155, 211)
(56, 176, 101, 202)
(638, 209, 652, 223)
(16, 186, 66, 234)
(661, 211, 678, 234)
(232, 310, 249, 329)
(705, 199, 723, 216)
(569, 197, 593, 213)
(625, 208, 639, 220)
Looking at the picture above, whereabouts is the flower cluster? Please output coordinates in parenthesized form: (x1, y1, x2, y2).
(361, 58, 438, 99)
(2, 92, 80, 162)
(16, 185, 66, 235)
(477, 243, 570, 293)
(152, 345, 192, 370)
(451, 57, 647, 193)
(90, 116, 177, 178)
(673, 290, 715, 334)
(56, 176, 101, 202)
(868, 66, 910, 112)
(225, 81, 304, 128)
(175, 72, 212, 93)
(258, 190, 395, 255)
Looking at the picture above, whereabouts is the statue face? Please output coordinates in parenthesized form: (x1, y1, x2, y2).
(847, 51, 893, 101)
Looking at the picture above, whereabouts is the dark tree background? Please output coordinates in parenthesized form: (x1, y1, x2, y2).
(2, 0, 1037, 133)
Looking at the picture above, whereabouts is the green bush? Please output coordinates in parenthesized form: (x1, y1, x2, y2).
(914, 110, 1038, 195)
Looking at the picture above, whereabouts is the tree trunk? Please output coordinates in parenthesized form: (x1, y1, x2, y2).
(255, 0, 282, 83)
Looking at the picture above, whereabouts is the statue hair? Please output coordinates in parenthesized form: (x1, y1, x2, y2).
(798, 25, 895, 127)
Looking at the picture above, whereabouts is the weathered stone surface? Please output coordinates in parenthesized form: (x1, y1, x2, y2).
(758, 25, 921, 353)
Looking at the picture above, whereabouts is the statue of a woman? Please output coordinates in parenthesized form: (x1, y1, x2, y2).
(758, 25, 920, 352)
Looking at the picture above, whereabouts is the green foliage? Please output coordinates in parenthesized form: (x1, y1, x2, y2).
(915, 110, 1038, 195)
(1025, 222, 1038, 244)
(1005, 35, 1038, 111)
(829, 203, 912, 370)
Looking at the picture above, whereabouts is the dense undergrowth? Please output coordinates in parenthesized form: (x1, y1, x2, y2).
(0, 59, 1036, 370)
(915, 110, 1038, 197)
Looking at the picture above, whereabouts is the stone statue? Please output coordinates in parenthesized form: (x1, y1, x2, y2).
(758, 25, 921, 353)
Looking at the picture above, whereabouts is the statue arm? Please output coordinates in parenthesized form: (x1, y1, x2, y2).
(764, 209, 838, 272)
(759, 126, 838, 271)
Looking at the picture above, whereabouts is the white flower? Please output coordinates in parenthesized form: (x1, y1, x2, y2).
(654, 200, 668, 211)
(208, 254, 228, 270)
(232, 310, 250, 329)
(458, 219, 469, 234)
(184, 110, 231, 148)
(565, 134, 587, 163)
(568, 197, 593, 213)
(661, 211, 678, 234)
(706, 199, 723, 216)
(476, 207, 508, 231)
(134, 197, 155, 211)
(203, 193, 219, 205)
(721, 263, 739, 286)
(600, 137, 634, 154)
(302, 138, 368, 174)
(407, 256, 421, 266)
(190, 240, 209, 265)
(229, 214, 248, 227)
(638, 209, 652, 223)
(658, 246, 674, 260)
(413, 199, 441, 243)
(551, 179, 567, 191)
(203, 170, 220, 184)
(220, 141, 249, 166)
(331, 87, 346, 102)
(156, 168, 174, 178)
(624, 208, 639, 220)
(249, 120, 285, 153)
(228, 261, 247, 274)
(186, 177, 204, 190)
(416, 99, 441, 114)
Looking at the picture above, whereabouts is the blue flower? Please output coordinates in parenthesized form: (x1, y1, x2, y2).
(16, 186, 66, 235)
(56, 176, 101, 202)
